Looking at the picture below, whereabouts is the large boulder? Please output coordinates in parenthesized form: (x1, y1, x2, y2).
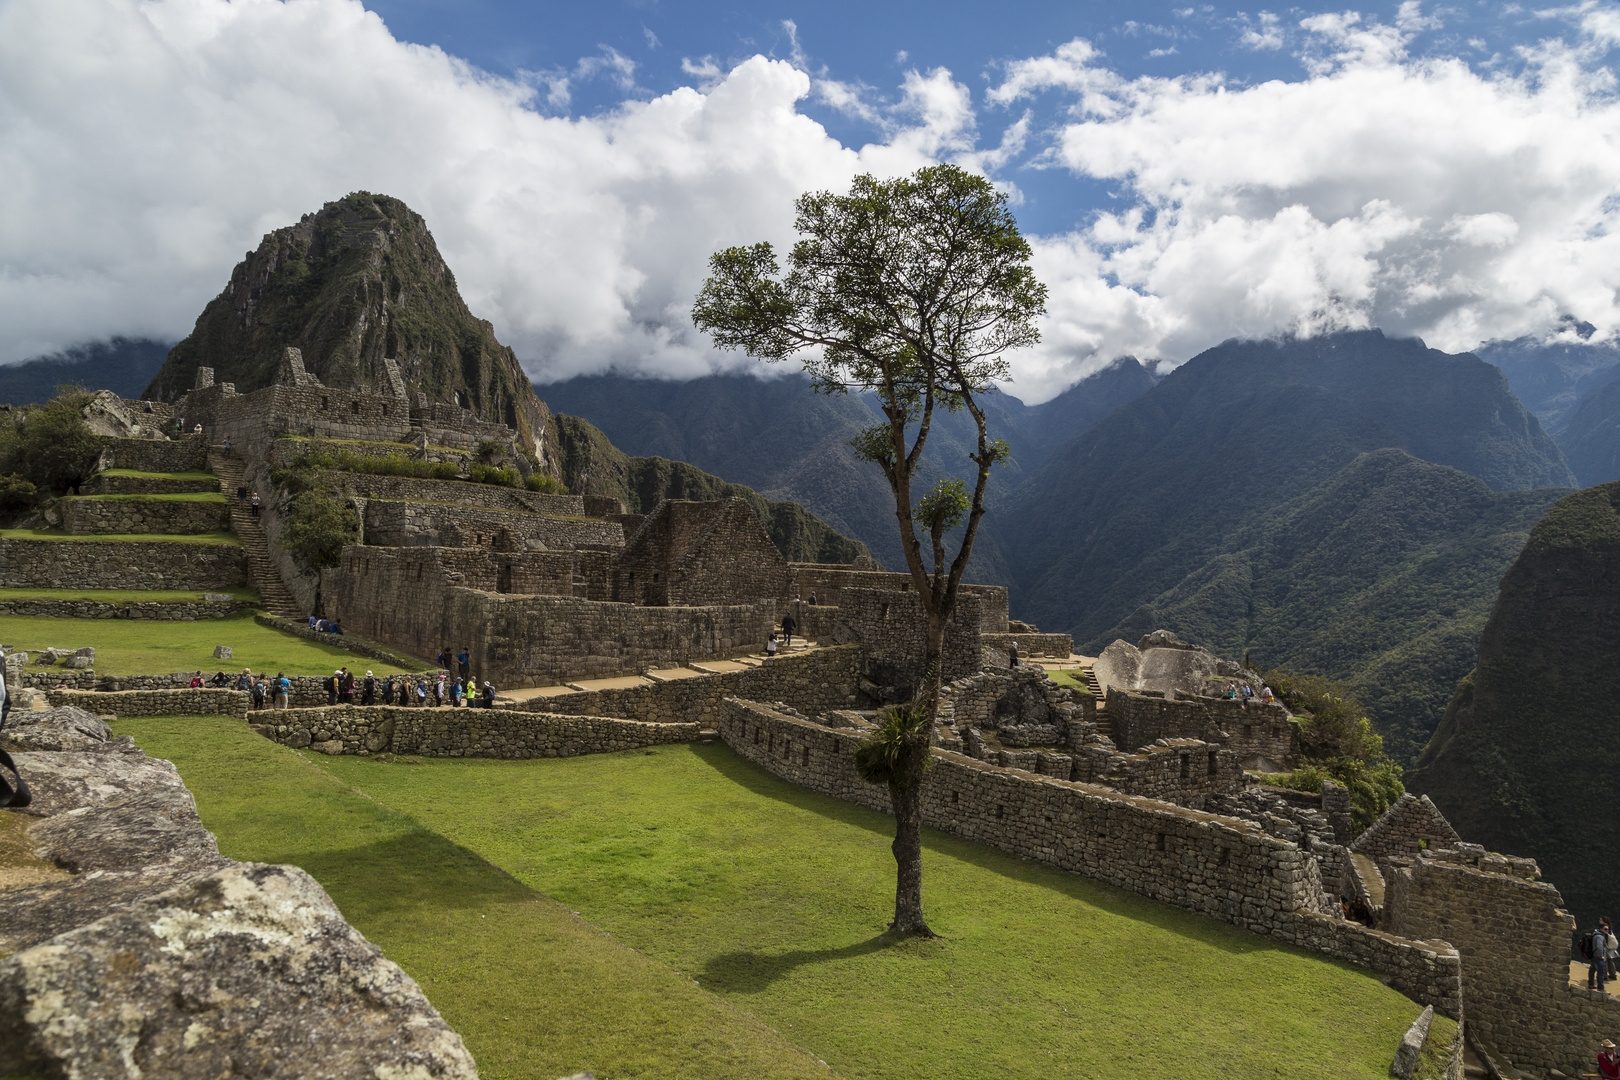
(1094, 630, 1245, 697)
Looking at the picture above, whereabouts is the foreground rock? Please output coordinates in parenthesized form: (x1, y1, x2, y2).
(0, 706, 479, 1079)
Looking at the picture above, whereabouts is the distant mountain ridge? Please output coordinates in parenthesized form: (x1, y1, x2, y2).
(1477, 334, 1620, 487)
(0, 338, 171, 406)
(535, 359, 1159, 576)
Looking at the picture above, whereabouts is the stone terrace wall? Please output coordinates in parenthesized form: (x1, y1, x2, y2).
(717, 697, 1460, 1013)
(360, 500, 622, 551)
(786, 566, 1009, 633)
(253, 705, 699, 758)
(517, 644, 865, 728)
(25, 671, 436, 709)
(60, 496, 229, 535)
(1069, 738, 1245, 809)
(1106, 687, 1299, 764)
(84, 474, 218, 496)
(610, 499, 787, 608)
(46, 687, 249, 719)
(329, 545, 578, 610)
(1351, 794, 1461, 861)
(0, 537, 246, 590)
(981, 632, 1074, 658)
(453, 591, 776, 686)
(0, 597, 252, 621)
(841, 588, 981, 685)
(1384, 849, 1620, 1075)
(253, 615, 423, 666)
(99, 435, 209, 473)
(313, 471, 585, 516)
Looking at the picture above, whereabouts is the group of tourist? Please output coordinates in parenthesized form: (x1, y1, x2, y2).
(306, 614, 343, 635)
(236, 484, 261, 518)
(323, 667, 496, 709)
(1587, 918, 1620, 990)
(207, 668, 293, 710)
(435, 645, 472, 681)
(1222, 683, 1275, 706)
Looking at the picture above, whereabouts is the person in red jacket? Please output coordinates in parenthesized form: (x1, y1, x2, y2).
(1598, 1038, 1620, 1079)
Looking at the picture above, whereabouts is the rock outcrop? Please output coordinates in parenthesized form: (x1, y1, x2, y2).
(0, 706, 478, 1079)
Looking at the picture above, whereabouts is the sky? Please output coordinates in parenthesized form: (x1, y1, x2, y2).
(3, 0, 1620, 402)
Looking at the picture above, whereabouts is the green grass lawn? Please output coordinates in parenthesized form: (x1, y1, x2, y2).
(0, 587, 259, 603)
(62, 492, 226, 502)
(108, 716, 835, 1080)
(0, 611, 366, 675)
(108, 713, 1433, 1080)
(0, 528, 239, 545)
(99, 468, 218, 481)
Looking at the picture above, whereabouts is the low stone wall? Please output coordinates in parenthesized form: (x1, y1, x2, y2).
(24, 670, 438, 709)
(784, 566, 1008, 633)
(716, 697, 1461, 1014)
(0, 597, 252, 620)
(1069, 738, 1245, 809)
(1384, 847, 1618, 1075)
(46, 687, 249, 719)
(59, 495, 229, 535)
(0, 536, 246, 590)
(84, 473, 218, 496)
(254, 614, 422, 666)
(253, 705, 699, 758)
(982, 632, 1074, 658)
(360, 499, 623, 550)
(1106, 686, 1299, 764)
(100, 434, 209, 473)
(516, 644, 865, 727)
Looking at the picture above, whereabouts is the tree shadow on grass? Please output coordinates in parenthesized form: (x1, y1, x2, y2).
(699, 935, 892, 993)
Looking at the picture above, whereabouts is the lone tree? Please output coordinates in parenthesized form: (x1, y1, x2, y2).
(693, 163, 1046, 936)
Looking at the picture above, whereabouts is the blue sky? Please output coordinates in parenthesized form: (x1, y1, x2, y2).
(2, 0, 1619, 398)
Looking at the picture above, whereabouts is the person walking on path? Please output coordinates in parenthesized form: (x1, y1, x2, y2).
(339, 668, 354, 705)
(362, 671, 376, 706)
(381, 676, 395, 706)
(250, 492, 261, 518)
(450, 678, 463, 708)
(781, 612, 797, 647)
(1604, 917, 1618, 979)
(480, 680, 496, 709)
(275, 672, 290, 710)
(236, 484, 248, 506)
(433, 675, 446, 707)
(250, 676, 267, 710)
(1589, 923, 1611, 990)
(765, 632, 778, 657)
(1009, 641, 1020, 668)
(326, 670, 340, 706)
(416, 678, 429, 707)
(457, 647, 470, 680)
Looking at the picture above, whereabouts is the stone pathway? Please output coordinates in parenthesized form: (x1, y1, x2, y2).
(1569, 960, 1620, 994)
(208, 447, 302, 618)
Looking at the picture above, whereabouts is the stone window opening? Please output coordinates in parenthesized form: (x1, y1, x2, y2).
(351, 401, 361, 415)
(1244, 724, 1253, 738)
(321, 396, 329, 410)
(801, 746, 810, 766)
(1208, 751, 1218, 775)
(995, 804, 1004, 820)
(951, 791, 959, 806)
(1217, 846, 1230, 865)
(382, 404, 389, 417)
(1156, 833, 1167, 852)
(753, 728, 760, 745)
(1180, 755, 1191, 779)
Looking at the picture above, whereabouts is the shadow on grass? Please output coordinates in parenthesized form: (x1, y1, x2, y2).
(700, 935, 891, 992)
(686, 741, 1301, 961)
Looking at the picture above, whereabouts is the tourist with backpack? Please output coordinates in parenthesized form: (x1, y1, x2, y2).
(326, 669, 340, 706)
(362, 671, 376, 706)
(275, 672, 290, 710)
(1587, 923, 1611, 989)
(250, 676, 267, 710)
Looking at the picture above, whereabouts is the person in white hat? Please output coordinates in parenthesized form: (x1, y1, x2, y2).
(1598, 1038, 1620, 1078)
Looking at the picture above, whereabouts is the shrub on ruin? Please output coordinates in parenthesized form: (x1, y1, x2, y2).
(0, 473, 37, 515)
(281, 490, 360, 572)
(525, 472, 567, 495)
(10, 387, 102, 495)
(467, 463, 520, 488)
(1264, 668, 1405, 830)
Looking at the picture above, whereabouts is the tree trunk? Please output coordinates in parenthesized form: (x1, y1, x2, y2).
(885, 610, 946, 938)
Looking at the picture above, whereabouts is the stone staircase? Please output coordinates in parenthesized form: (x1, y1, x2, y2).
(1080, 664, 1114, 741)
(209, 448, 302, 618)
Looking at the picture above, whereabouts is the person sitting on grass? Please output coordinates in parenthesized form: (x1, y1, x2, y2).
(330, 618, 343, 636)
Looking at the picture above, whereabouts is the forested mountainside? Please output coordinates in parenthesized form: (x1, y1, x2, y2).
(1409, 479, 1620, 926)
(145, 192, 554, 457)
(0, 337, 170, 406)
(1089, 448, 1567, 762)
(1555, 375, 1620, 487)
(1477, 333, 1620, 434)
(535, 359, 1159, 577)
(554, 413, 869, 565)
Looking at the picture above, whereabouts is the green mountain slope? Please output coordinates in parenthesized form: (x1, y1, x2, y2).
(145, 192, 554, 458)
(1477, 332, 1620, 433)
(1409, 480, 1620, 926)
(554, 414, 868, 565)
(1004, 330, 1575, 652)
(0, 337, 171, 406)
(535, 360, 1157, 581)
(1095, 448, 1568, 762)
(1556, 374, 1620, 487)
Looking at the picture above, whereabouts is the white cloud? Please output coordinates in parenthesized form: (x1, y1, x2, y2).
(1240, 12, 1285, 50)
(988, 24, 1620, 398)
(0, 0, 944, 381)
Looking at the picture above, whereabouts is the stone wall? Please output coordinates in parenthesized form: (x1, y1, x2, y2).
(99, 434, 209, 473)
(46, 687, 249, 719)
(252, 614, 423, 666)
(360, 499, 622, 551)
(786, 566, 1009, 633)
(517, 644, 866, 728)
(1069, 738, 1245, 809)
(0, 537, 246, 590)
(1106, 687, 1299, 765)
(938, 665, 1079, 745)
(981, 632, 1074, 658)
(59, 495, 230, 535)
(611, 499, 787, 608)
(84, 473, 217, 496)
(306, 471, 582, 516)
(840, 587, 981, 687)
(0, 597, 252, 620)
(716, 697, 1461, 1013)
(1351, 793, 1462, 861)
(1384, 847, 1620, 1075)
(253, 705, 699, 758)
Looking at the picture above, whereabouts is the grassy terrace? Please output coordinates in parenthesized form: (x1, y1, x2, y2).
(99, 468, 218, 481)
(0, 612, 366, 675)
(109, 715, 1440, 1080)
(0, 587, 259, 603)
(0, 528, 239, 545)
(60, 491, 226, 502)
